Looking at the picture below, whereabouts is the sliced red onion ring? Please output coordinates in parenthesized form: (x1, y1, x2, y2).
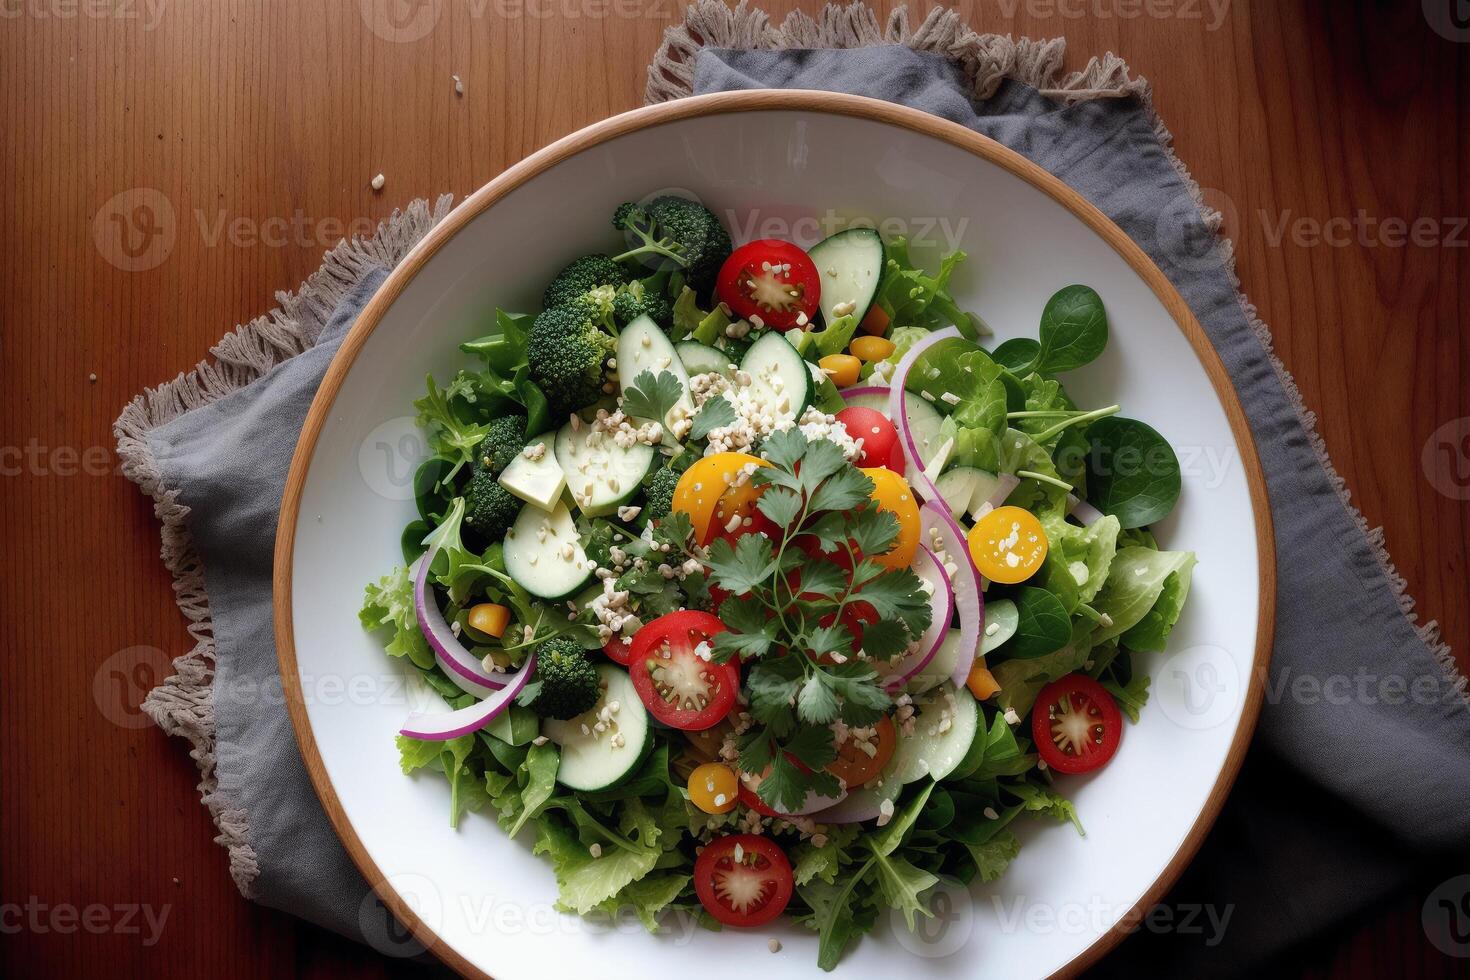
(919, 501, 984, 688)
(888, 327, 963, 504)
(1067, 493, 1106, 526)
(880, 546, 952, 691)
(399, 649, 538, 741)
(973, 472, 1022, 518)
(414, 546, 508, 697)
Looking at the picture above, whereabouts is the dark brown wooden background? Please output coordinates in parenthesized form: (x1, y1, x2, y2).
(2, 0, 1466, 977)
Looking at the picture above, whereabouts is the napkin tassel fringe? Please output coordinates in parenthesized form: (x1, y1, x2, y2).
(112, 194, 456, 897)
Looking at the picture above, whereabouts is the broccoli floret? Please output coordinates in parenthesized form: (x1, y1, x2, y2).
(464, 470, 523, 538)
(543, 254, 630, 311)
(527, 299, 616, 417)
(474, 414, 528, 474)
(612, 278, 674, 327)
(612, 197, 732, 294)
(527, 637, 600, 719)
(642, 467, 681, 524)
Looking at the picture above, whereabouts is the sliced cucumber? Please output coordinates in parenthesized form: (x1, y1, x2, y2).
(891, 682, 979, 784)
(842, 388, 890, 413)
(981, 598, 1019, 655)
(617, 315, 694, 428)
(502, 498, 593, 600)
(497, 435, 565, 511)
(739, 329, 812, 419)
(554, 419, 656, 517)
(675, 340, 735, 377)
(933, 466, 989, 521)
(542, 665, 652, 792)
(966, 470, 1016, 521)
(901, 395, 946, 489)
(808, 228, 885, 326)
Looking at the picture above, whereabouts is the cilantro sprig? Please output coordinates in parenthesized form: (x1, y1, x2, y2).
(704, 428, 933, 812)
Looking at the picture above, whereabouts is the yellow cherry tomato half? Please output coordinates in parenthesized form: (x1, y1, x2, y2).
(850, 335, 897, 362)
(818, 353, 862, 388)
(861, 467, 920, 569)
(466, 603, 510, 638)
(688, 762, 739, 814)
(671, 452, 767, 544)
(968, 505, 1049, 584)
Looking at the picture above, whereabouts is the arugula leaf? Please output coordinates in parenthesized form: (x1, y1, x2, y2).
(532, 818, 662, 915)
(871, 851, 938, 931)
(1034, 284, 1108, 374)
(506, 741, 559, 838)
(414, 375, 492, 479)
(689, 394, 736, 441)
(964, 712, 1039, 780)
(622, 370, 684, 426)
(1084, 417, 1182, 529)
(360, 565, 433, 669)
(868, 782, 935, 857)
(1103, 668, 1152, 723)
(798, 859, 879, 971)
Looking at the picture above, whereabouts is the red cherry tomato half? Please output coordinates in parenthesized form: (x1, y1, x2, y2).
(628, 611, 740, 730)
(715, 239, 821, 331)
(736, 782, 783, 819)
(835, 406, 901, 473)
(1031, 674, 1123, 774)
(602, 634, 634, 666)
(693, 834, 794, 928)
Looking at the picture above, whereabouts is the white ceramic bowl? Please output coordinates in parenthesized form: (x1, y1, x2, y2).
(276, 92, 1273, 980)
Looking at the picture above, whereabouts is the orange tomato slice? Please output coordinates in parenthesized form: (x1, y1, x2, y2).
(671, 452, 767, 544)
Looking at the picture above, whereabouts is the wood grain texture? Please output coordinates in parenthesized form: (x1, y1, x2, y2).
(1, 1, 1464, 978)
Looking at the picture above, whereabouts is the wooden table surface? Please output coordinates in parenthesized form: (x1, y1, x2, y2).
(2, 0, 1466, 977)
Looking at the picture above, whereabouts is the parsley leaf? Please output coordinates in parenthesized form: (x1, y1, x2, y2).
(857, 618, 911, 660)
(797, 672, 840, 724)
(847, 506, 900, 559)
(756, 485, 804, 529)
(807, 465, 875, 513)
(856, 567, 933, 636)
(621, 370, 684, 425)
(705, 533, 774, 596)
(689, 394, 736, 441)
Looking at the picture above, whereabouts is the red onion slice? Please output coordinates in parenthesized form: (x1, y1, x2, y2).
(1067, 493, 1106, 526)
(399, 649, 538, 741)
(880, 546, 952, 692)
(888, 327, 963, 504)
(919, 501, 984, 688)
(973, 473, 1022, 519)
(838, 384, 891, 409)
(414, 546, 508, 697)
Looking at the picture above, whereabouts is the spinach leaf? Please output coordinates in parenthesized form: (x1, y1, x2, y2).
(1084, 416, 1182, 528)
(1004, 586, 1071, 659)
(1034, 284, 1108, 373)
(992, 337, 1040, 374)
(400, 519, 430, 565)
(414, 457, 456, 523)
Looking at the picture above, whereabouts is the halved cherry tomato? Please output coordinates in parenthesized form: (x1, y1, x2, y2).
(671, 452, 767, 545)
(688, 762, 739, 814)
(736, 781, 783, 818)
(627, 611, 739, 730)
(827, 715, 896, 789)
(716, 240, 821, 331)
(861, 466, 920, 569)
(968, 505, 1048, 584)
(836, 406, 901, 473)
(1032, 674, 1122, 774)
(693, 834, 794, 928)
(602, 634, 635, 666)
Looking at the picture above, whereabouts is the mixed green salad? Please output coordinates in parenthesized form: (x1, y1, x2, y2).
(360, 195, 1196, 968)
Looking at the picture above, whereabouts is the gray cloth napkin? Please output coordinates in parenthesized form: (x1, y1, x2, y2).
(122, 44, 1469, 977)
